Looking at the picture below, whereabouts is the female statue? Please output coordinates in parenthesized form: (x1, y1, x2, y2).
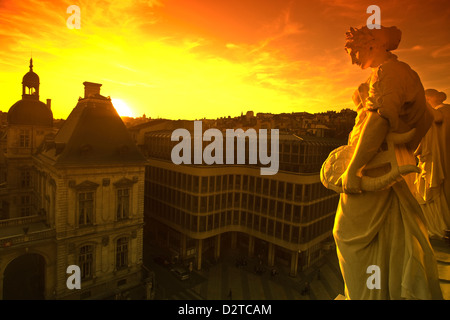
(322, 26, 443, 299)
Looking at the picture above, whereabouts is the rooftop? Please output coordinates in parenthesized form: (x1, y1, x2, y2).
(40, 82, 147, 167)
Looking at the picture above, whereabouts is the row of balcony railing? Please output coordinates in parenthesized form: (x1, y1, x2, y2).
(0, 214, 46, 228)
(0, 228, 55, 248)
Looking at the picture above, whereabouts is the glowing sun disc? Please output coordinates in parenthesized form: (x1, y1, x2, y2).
(112, 98, 134, 117)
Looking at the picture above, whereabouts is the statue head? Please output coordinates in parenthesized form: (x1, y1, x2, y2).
(425, 89, 447, 108)
(345, 26, 402, 69)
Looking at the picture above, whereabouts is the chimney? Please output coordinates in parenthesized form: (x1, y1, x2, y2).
(83, 82, 102, 98)
(46, 99, 51, 110)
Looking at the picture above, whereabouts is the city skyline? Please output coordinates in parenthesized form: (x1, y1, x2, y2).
(1, 0, 449, 120)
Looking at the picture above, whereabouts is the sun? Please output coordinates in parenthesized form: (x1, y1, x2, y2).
(112, 98, 134, 117)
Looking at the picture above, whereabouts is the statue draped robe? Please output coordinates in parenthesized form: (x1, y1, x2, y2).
(333, 54, 443, 299)
(415, 104, 450, 237)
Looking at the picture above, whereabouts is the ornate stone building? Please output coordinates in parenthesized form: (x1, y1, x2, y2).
(0, 61, 148, 299)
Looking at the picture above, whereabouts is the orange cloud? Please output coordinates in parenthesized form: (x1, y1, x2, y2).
(0, 0, 449, 120)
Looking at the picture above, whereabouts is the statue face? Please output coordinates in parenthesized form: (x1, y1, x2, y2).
(346, 46, 373, 69)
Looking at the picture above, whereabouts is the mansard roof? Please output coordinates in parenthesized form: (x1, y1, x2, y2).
(42, 93, 147, 167)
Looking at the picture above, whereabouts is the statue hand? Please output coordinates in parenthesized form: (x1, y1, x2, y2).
(335, 168, 362, 194)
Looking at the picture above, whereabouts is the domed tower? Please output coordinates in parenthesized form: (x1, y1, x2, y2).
(5, 59, 54, 218)
(7, 59, 53, 155)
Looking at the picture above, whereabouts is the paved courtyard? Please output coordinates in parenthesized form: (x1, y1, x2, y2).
(148, 237, 450, 300)
(149, 245, 345, 300)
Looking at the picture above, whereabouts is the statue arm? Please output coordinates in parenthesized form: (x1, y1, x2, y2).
(337, 111, 389, 193)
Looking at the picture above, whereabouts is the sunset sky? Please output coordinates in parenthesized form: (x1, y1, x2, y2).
(1, 0, 449, 120)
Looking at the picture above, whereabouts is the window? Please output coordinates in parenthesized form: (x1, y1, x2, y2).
(215, 194, 221, 210)
(293, 205, 301, 223)
(249, 176, 255, 192)
(240, 211, 247, 225)
(278, 182, 285, 198)
(117, 188, 130, 220)
(292, 226, 299, 243)
(215, 175, 221, 192)
(256, 177, 262, 193)
(200, 196, 207, 212)
(255, 196, 261, 212)
(19, 129, 30, 148)
(294, 184, 302, 201)
(21, 171, 32, 188)
(209, 176, 215, 192)
(263, 179, 269, 193)
(208, 195, 214, 211)
(253, 215, 259, 230)
(20, 195, 31, 216)
(261, 198, 268, 215)
(226, 210, 232, 225)
(192, 196, 199, 212)
(286, 183, 293, 200)
(116, 237, 129, 270)
(190, 214, 198, 231)
(227, 193, 233, 208)
(78, 192, 94, 226)
(199, 216, 206, 232)
(269, 200, 275, 216)
(222, 175, 227, 190)
(247, 213, 253, 228)
(234, 193, 240, 206)
(235, 175, 241, 190)
(79, 245, 94, 280)
(275, 222, 282, 238)
(304, 184, 311, 201)
(261, 217, 267, 232)
(243, 175, 248, 190)
(207, 215, 212, 230)
(214, 213, 219, 228)
(270, 182, 276, 197)
(193, 177, 199, 193)
(233, 210, 239, 225)
(201, 177, 208, 192)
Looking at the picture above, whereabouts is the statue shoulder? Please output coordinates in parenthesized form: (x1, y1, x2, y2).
(375, 58, 420, 87)
(378, 59, 412, 76)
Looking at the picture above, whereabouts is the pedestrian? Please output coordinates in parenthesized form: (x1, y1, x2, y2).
(302, 281, 310, 296)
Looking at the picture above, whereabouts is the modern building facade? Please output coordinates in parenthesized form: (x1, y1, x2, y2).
(0, 62, 148, 299)
(142, 128, 344, 276)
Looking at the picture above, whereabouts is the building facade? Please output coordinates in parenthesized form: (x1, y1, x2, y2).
(0, 63, 148, 299)
(141, 129, 344, 276)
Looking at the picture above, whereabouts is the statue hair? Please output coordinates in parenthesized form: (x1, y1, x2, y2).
(345, 26, 402, 52)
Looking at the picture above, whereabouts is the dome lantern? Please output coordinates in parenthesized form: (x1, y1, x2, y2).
(22, 58, 40, 99)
